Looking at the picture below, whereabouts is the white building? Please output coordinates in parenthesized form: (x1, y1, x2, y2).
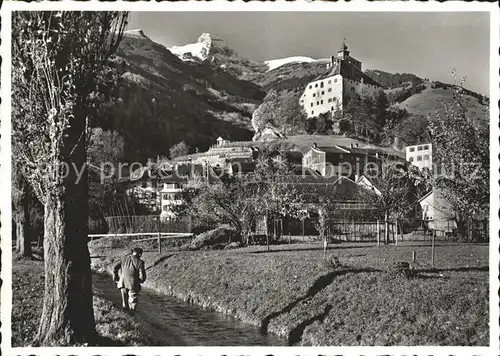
(418, 190, 457, 236)
(405, 143, 432, 171)
(160, 181, 186, 220)
(299, 41, 384, 118)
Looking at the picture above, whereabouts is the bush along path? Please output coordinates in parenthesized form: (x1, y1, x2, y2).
(89, 241, 489, 346)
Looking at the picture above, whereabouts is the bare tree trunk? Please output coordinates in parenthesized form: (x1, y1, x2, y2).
(14, 175, 32, 257)
(36, 119, 96, 346)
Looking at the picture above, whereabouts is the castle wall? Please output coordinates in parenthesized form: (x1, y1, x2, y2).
(300, 74, 343, 118)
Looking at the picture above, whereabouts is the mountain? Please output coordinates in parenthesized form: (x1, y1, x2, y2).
(169, 33, 268, 79)
(100, 30, 266, 162)
(99, 30, 488, 163)
(265, 56, 327, 72)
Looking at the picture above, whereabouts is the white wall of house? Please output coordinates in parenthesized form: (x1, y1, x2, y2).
(302, 148, 326, 176)
(406, 143, 433, 171)
(160, 182, 184, 218)
(300, 74, 343, 118)
(419, 190, 457, 235)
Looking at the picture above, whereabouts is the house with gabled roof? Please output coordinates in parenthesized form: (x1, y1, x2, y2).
(302, 142, 404, 180)
(299, 40, 384, 118)
(418, 189, 457, 236)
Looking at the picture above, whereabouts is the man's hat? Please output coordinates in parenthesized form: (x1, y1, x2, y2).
(132, 247, 143, 255)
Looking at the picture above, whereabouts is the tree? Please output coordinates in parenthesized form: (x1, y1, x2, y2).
(12, 161, 32, 258)
(361, 158, 423, 244)
(88, 128, 125, 172)
(275, 95, 308, 135)
(169, 141, 191, 159)
(251, 90, 280, 133)
(182, 151, 304, 244)
(12, 11, 128, 345)
(427, 72, 489, 240)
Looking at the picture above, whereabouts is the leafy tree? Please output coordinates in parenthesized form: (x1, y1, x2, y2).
(427, 72, 489, 240)
(12, 11, 128, 345)
(361, 158, 423, 244)
(169, 141, 191, 159)
(251, 90, 280, 132)
(275, 95, 308, 135)
(182, 151, 303, 244)
(88, 128, 125, 173)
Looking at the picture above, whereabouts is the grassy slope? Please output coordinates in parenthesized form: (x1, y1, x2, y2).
(89, 240, 488, 346)
(395, 86, 487, 122)
(12, 258, 157, 347)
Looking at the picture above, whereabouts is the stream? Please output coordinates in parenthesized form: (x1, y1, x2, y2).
(92, 273, 286, 346)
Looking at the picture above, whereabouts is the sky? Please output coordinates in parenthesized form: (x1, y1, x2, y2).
(129, 12, 490, 95)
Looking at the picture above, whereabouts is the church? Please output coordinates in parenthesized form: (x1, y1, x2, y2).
(299, 40, 384, 118)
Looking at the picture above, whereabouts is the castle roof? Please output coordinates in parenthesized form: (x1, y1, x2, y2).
(315, 60, 384, 88)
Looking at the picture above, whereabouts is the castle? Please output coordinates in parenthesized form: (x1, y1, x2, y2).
(299, 40, 384, 118)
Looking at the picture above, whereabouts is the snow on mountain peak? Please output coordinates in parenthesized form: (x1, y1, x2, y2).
(124, 29, 149, 39)
(265, 56, 325, 72)
(169, 33, 234, 62)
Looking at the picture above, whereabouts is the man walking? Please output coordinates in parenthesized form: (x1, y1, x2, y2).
(113, 247, 146, 313)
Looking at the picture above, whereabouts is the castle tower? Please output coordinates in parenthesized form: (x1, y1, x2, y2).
(337, 38, 350, 59)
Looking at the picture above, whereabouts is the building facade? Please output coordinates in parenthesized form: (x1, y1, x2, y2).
(405, 143, 432, 171)
(418, 190, 457, 236)
(302, 143, 404, 180)
(299, 41, 384, 118)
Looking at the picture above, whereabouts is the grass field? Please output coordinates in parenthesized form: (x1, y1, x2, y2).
(12, 257, 156, 347)
(90, 239, 489, 346)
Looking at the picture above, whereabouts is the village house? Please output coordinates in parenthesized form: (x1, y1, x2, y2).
(125, 162, 220, 220)
(405, 143, 433, 171)
(418, 189, 457, 236)
(174, 137, 257, 174)
(299, 40, 384, 118)
(302, 142, 404, 180)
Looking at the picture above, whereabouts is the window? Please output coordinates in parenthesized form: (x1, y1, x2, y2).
(328, 88, 332, 92)
(328, 80, 331, 84)
(320, 82, 324, 88)
(321, 100, 323, 104)
(315, 84, 318, 88)
(331, 106, 334, 111)
(417, 156, 422, 161)
(317, 101, 319, 105)
(423, 145, 429, 150)
(409, 147, 415, 152)
(409, 157, 414, 162)
(328, 98, 332, 103)
(313, 93, 316, 97)
(334, 78, 338, 83)
(310, 103, 313, 107)
(417, 146, 423, 151)
(311, 110, 314, 115)
(322, 91, 325, 95)
(423, 155, 430, 160)
(309, 85, 312, 89)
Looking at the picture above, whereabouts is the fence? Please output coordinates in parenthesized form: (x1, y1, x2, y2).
(105, 215, 192, 234)
(325, 220, 396, 242)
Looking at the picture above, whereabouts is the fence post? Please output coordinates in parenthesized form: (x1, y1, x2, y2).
(431, 229, 435, 267)
(412, 250, 416, 263)
(377, 219, 380, 247)
(395, 219, 398, 246)
(157, 215, 161, 254)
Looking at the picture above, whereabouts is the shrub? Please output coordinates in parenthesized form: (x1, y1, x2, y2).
(189, 225, 241, 250)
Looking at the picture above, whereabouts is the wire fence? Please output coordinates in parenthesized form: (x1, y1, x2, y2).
(105, 215, 192, 234)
